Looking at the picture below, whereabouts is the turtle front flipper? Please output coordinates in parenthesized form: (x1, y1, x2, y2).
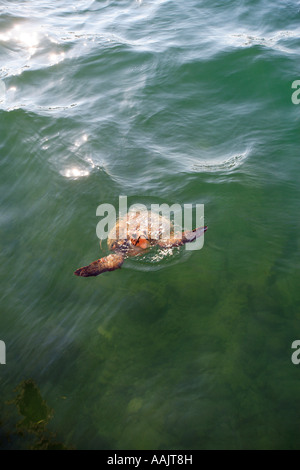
(74, 253, 124, 277)
(157, 226, 208, 248)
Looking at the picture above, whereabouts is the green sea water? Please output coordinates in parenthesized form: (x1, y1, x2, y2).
(1, 0, 300, 450)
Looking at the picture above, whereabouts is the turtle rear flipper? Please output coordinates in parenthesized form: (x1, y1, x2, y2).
(74, 253, 124, 277)
(183, 225, 208, 243)
(157, 226, 207, 248)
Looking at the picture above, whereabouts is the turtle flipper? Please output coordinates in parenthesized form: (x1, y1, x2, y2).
(182, 225, 208, 243)
(157, 226, 207, 248)
(74, 253, 124, 277)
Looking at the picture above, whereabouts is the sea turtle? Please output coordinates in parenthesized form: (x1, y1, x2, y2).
(74, 211, 207, 277)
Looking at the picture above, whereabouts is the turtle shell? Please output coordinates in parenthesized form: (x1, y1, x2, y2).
(107, 211, 176, 254)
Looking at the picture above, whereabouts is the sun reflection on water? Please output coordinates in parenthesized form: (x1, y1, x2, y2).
(0, 24, 40, 57)
(49, 52, 65, 65)
(60, 167, 90, 179)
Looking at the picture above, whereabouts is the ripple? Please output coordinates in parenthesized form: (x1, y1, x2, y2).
(124, 245, 191, 272)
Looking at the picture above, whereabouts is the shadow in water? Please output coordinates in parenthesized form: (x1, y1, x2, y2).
(0, 379, 73, 450)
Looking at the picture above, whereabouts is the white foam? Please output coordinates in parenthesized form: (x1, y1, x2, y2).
(192, 151, 249, 173)
(229, 29, 300, 54)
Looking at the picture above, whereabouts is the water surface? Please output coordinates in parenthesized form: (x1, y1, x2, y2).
(1, 0, 300, 450)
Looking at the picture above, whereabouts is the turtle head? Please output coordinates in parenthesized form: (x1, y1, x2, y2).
(109, 236, 150, 254)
